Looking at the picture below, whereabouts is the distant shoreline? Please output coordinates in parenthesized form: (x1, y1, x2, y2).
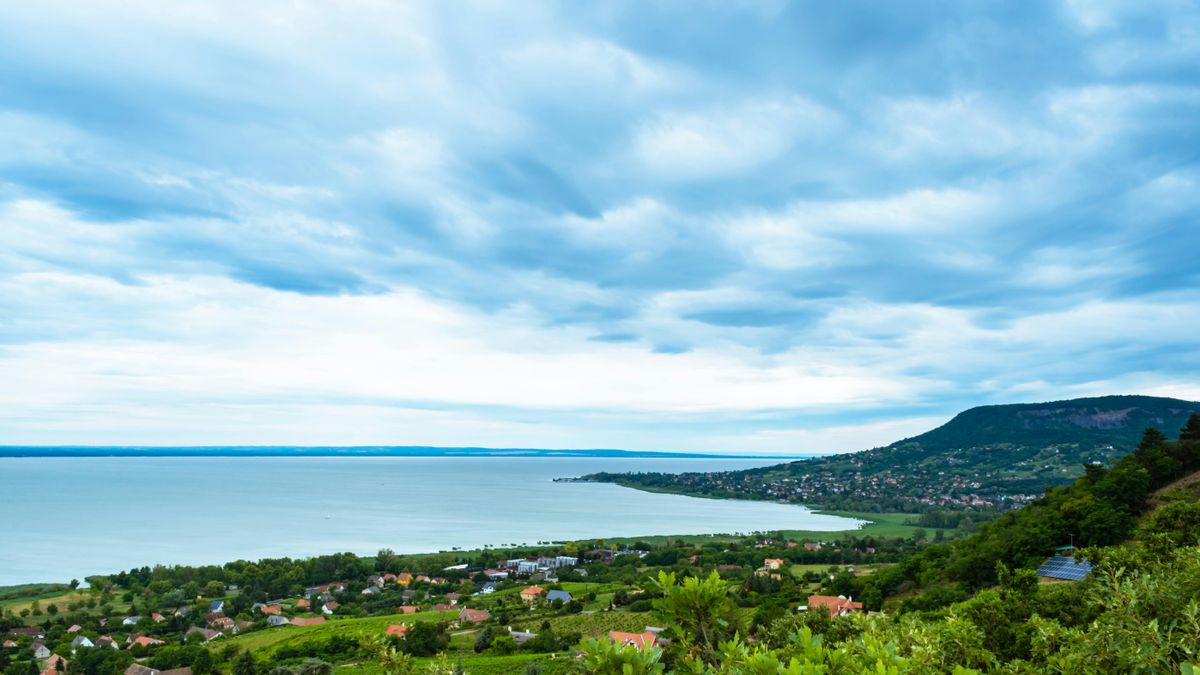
(0, 445, 811, 460)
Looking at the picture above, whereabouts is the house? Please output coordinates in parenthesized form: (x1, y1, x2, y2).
(546, 590, 572, 604)
(415, 575, 431, 583)
(260, 604, 282, 615)
(173, 607, 191, 618)
(764, 558, 785, 570)
(431, 603, 455, 612)
(185, 626, 221, 643)
(804, 542, 822, 551)
(2, 639, 17, 648)
(210, 617, 236, 632)
(519, 586, 545, 603)
(151, 613, 166, 623)
(382, 573, 397, 583)
(362, 585, 381, 595)
(96, 636, 118, 649)
(444, 593, 461, 605)
(40, 655, 68, 675)
(804, 595, 863, 618)
(397, 573, 413, 585)
(128, 635, 165, 648)
(458, 608, 490, 624)
(1036, 555, 1094, 582)
(267, 615, 291, 627)
(291, 617, 326, 627)
(321, 601, 339, 615)
(609, 630, 657, 651)
(296, 598, 311, 609)
(67, 624, 82, 634)
(9, 628, 44, 639)
(399, 605, 418, 614)
(483, 569, 508, 580)
(385, 624, 409, 638)
(32, 643, 51, 660)
(123, 616, 142, 626)
(508, 628, 536, 644)
(70, 634, 95, 650)
(480, 583, 497, 594)
(208, 600, 224, 615)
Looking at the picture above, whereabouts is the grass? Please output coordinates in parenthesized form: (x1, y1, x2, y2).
(598, 510, 954, 547)
(339, 653, 571, 675)
(217, 609, 461, 653)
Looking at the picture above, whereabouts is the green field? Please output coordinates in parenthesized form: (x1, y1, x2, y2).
(600, 510, 951, 547)
(217, 609, 461, 653)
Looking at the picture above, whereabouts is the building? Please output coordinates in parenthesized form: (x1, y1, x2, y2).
(804, 595, 863, 618)
(764, 558, 785, 570)
(70, 635, 94, 650)
(458, 608, 490, 624)
(385, 625, 409, 638)
(267, 615, 290, 627)
(546, 589, 572, 604)
(519, 586, 545, 603)
(609, 630, 657, 651)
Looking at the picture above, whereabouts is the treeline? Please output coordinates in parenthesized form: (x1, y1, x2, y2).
(851, 414, 1200, 607)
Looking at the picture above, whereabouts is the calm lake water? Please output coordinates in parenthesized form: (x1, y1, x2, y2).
(0, 456, 861, 585)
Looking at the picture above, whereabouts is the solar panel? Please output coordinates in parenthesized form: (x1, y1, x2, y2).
(1036, 555, 1093, 580)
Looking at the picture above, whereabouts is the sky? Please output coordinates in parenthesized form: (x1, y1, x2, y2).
(1, 1, 1199, 454)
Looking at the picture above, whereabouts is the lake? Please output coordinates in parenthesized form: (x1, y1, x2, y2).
(0, 456, 861, 585)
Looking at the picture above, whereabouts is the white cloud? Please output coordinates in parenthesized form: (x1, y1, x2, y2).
(633, 95, 839, 179)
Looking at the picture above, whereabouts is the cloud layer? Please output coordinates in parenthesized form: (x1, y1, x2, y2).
(1, 1, 1198, 453)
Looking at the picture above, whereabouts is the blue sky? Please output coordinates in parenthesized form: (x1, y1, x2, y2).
(1, 1, 1199, 453)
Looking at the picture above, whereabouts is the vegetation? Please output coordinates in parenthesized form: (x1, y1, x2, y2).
(572, 395, 1199, 513)
(3, 413, 1198, 673)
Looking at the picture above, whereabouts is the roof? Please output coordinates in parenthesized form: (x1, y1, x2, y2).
(1036, 555, 1094, 581)
(291, 617, 326, 626)
(458, 608, 490, 623)
(806, 595, 863, 618)
(609, 630, 657, 651)
(399, 605, 418, 614)
(261, 604, 281, 614)
(130, 635, 164, 648)
(520, 586, 545, 596)
(385, 624, 409, 638)
(546, 590, 572, 602)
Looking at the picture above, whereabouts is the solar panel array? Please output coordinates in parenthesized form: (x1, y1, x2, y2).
(1036, 555, 1093, 581)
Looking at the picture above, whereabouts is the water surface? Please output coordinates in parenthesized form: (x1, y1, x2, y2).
(0, 456, 860, 585)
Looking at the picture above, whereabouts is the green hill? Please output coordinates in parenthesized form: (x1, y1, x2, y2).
(575, 395, 1200, 512)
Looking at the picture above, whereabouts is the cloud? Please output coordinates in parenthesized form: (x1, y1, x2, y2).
(0, 0, 1198, 451)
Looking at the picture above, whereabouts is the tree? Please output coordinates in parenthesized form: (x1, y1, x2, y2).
(1181, 413, 1200, 442)
(192, 647, 214, 675)
(231, 650, 256, 675)
(473, 626, 495, 653)
(651, 571, 739, 664)
(68, 580, 79, 590)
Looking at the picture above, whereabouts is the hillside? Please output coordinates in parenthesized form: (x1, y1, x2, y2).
(574, 395, 1200, 513)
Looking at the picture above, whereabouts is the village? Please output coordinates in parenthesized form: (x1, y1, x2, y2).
(0, 534, 928, 675)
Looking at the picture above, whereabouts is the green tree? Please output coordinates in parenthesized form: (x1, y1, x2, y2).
(577, 638, 664, 675)
(652, 571, 739, 664)
(232, 650, 257, 675)
(192, 647, 214, 675)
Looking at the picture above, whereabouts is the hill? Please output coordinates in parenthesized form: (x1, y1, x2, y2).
(573, 395, 1200, 513)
